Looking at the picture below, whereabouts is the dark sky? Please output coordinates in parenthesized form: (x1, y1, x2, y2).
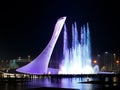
(0, 0, 120, 60)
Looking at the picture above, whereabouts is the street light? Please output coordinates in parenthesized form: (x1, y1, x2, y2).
(105, 51, 108, 54)
(113, 53, 116, 59)
(116, 60, 119, 64)
(93, 59, 97, 64)
(113, 53, 116, 67)
(104, 51, 108, 71)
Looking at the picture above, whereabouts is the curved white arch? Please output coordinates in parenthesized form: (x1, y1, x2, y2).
(16, 17, 66, 74)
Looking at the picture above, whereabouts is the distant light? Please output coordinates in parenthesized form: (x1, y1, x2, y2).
(105, 52, 108, 54)
(97, 54, 100, 57)
(48, 71, 51, 74)
(93, 60, 97, 64)
(116, 60, 119, 64)
(113, 53, 116, 56)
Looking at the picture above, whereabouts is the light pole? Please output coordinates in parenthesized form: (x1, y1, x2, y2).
(116, 60, 119, 71)
(104, 51, 108, 71)
(97, 54, 100, 65)
(113, 53, 116, 71)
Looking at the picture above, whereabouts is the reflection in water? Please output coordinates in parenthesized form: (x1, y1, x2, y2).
(0, 83, 23, 90)
(60, 78, 93, 90)
(0, 77, 120, 90)
(26, 77, 95, 90)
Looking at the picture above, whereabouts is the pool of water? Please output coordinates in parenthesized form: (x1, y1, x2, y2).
(0, 77, 120, 90)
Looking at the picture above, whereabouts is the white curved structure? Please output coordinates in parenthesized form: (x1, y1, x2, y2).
(16, 17, 66, 74)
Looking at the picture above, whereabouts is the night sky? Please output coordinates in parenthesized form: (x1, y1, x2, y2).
(0, 0, 120, 60)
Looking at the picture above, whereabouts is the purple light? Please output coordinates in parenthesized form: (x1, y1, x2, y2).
(16, 17, 99, 75)
(16, 17, 66, 74)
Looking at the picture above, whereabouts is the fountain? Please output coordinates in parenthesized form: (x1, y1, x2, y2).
(16, 16, 99, 75)
(58, 22, 97, 74)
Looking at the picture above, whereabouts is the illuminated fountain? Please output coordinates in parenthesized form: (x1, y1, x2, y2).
(16, 16, 99, 75)
(58, 22, 96, 74)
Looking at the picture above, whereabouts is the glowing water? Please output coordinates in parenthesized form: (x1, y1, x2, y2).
(58, 22, 95, 74)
